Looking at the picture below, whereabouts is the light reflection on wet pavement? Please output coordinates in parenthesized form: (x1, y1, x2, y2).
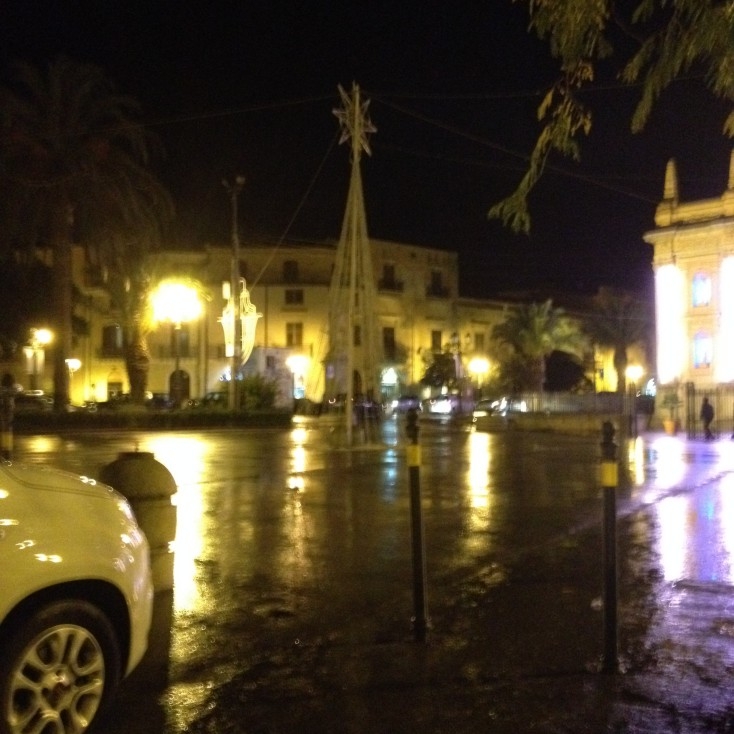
(14, 420, 734, 732)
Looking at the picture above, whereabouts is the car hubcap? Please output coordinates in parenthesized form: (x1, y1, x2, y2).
(8, 624, 105, 734)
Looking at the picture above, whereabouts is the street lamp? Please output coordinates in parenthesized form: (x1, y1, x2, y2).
(23, 328, 53, 392)
(467, 356, 489, 396)
(626, 364, 643, 439)
(222, 175, 261, 410)
(151, 281, 202, 406)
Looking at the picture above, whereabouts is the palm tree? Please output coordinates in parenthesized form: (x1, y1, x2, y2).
(91, 233, 161, 404)
(585, 287, 651, 394)
(491, 300, 586, 392)
(0, 56, 172, 409)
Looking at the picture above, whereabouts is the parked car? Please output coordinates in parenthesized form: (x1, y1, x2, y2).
(472, 396, 528, 430)
(422, 394, 468, 415)
(84, 393, 133, 412)
(0, 461, 153, 733)
(12, 392, 53, 413)
(187, 390, 228, 409)
(146, 393, 176, 411)
(389, 394, 422, 414)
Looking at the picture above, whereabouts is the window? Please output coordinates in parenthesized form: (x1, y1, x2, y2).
(285, 289, 304, 305)
(427, 270, 448, 298)
(383, 327, 396, 361)
(353, 324, 361, 346)
(692, 272, 712, 307)
(431, 330, 442, 352)
(474, 333, 485, 352)
(286, 322, 303, 348)
(283, 260, 299, 283)
(101, 324, 124, 357)
(378, 264, 402, 291)
(171, 325, 191, 358)
(266, 355, 276, 369)
(693, 331, 712, 368)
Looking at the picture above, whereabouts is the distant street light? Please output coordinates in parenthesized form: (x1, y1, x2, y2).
(286, 354, 310, 402)
(23, 328, 53, 392)
(65, 358, 81, 403)
(151, 281, 202, 405)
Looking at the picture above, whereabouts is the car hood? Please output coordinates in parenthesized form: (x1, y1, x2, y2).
(0, 460, 117, 499)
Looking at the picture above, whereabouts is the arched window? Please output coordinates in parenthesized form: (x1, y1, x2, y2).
(693, 331, 712, 368)
(101, 324, 124, 357)
(692, 272, 712, 307)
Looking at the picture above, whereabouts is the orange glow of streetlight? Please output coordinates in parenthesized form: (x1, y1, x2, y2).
(151, 280, 202, 326)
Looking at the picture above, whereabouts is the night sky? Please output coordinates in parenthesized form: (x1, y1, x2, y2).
(1, 1, 732, 299)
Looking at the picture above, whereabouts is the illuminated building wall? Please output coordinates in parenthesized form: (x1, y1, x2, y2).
(59, 239, 510, 404)
(644, 152, 734, 387)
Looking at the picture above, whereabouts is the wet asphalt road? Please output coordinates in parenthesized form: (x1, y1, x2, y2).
(13, 417, 734, 732)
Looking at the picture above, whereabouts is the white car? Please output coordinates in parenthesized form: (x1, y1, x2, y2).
(0, 461, 153, 734)
(472, 397, 528, 430)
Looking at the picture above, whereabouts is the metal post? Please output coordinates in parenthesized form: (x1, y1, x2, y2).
(171, 323, 182, 407)
(30, 349, 38, 392)
(406, 408, 428, 641)
(631, 397, 638, 439)
(224, 175, 245, 411)
(600, 420, 619, 673)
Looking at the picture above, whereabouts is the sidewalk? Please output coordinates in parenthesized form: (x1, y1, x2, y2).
(103, 431, 734, 733)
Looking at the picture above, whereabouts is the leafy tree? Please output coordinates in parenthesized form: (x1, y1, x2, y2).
(545, 349, 590, 391)
(584, 286, 651, 393)
(493, 350, 538, 394)
(491, 299, 586, 391)
(0, 258, 52, 358)
(491, 0, 734, 232)
(239, 374, 278, 410)
(0, 57, 172, 409)
(420, 352, 457, 389)
(95, 236, 161, 404)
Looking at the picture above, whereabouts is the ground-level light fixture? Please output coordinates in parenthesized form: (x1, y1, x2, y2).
(286, 354, 310, 400)
(24, 328, 53, 392)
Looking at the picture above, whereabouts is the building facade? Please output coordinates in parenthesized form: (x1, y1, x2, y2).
(645, 152, 734, 388)
(12, 235, 638, 408)
(51, 237, 510, 407)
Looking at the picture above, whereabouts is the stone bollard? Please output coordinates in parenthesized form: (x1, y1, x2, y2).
(100, 450, 177, 591)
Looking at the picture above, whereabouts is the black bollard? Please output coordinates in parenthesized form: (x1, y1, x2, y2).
(600, 420, 619, 673)
(406, 408, 428, 642)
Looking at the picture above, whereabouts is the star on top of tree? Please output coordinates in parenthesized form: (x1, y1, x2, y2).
(333, 83, 377, 157)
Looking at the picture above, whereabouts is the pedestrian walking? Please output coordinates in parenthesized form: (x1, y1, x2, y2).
(701, 396, 714, 440)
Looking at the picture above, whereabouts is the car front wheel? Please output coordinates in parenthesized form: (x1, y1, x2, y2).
(0, 599, 121, 734)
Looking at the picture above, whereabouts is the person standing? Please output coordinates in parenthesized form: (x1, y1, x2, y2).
(701, 396, 714, 440)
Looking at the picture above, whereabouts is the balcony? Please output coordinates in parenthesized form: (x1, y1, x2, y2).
(378, 278, 404, 293)
(425, 285, 450, 299)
